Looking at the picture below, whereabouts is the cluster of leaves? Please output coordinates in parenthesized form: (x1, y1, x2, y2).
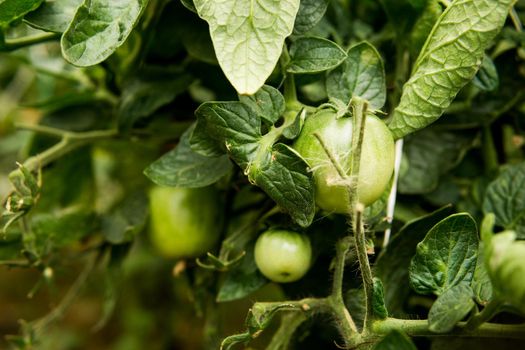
(0, 0, 525, 349)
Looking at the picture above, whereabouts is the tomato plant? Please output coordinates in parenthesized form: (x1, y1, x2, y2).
(0, 0, 524, 349)
(254, 229, 312, 283)
(293, 108, 395, 213)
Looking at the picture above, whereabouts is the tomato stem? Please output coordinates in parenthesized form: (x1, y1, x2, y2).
(464, 299, 503, 331)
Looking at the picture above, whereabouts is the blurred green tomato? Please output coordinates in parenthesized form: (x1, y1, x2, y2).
(487, 231, 525, 314)
(149, 186, 221, 259)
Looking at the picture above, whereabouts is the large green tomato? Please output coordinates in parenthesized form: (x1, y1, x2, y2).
(254, 230, 312, 283)
(293, 109, 395, 213)
(149, 186, 221, 259)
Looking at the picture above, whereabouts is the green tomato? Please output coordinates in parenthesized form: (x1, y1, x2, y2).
(487, 231, 525, 314)
(254, 230, 312, 283)
(293, 109, 395, 213)
(149, 186, 221, 259)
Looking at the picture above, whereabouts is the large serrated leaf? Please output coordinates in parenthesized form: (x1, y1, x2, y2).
(389, 0, 514, 139)
(24, 0, 82, 33)
(251, 144, 315, 227)
(144, 125, 233, 188)
(409, 213, 479, 295)
(326, 41, 386, 109)
(428, 283, 475, 333)
(483, 162, 525, 239)
(61, 0, 149, 66)
(193, 0, 300, 94)
(191, 99, 315, 227)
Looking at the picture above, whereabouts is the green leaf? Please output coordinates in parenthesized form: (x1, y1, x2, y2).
(118, 71, 193, 129)
(250, 143, 315, 227)
(193, 0, 300, 94)
(293, 0, 329, 35)
(191, 102, 261, 166)
(326, 41, 386, 109)
(379, 0, 428, 37)
(472, 55, 499, 92)
(372, 278, 388, 319)
(408, 0, 442, 58)
(239, 85, 285, 125)
(144, 125, 233, 188)
(398, 128, 474, 194)
(483, 163, 525, 239)
(61, 0, 149, 66)
(32, 209, 99, 253)
(472, 243, 493, 304)
(24, 0, 82, 33)
(409, 213, 479, 295)
(101, 191, 148, 244)
(428, 283, 475, 333)
(216, 244, 267, 302)
(375, 205, 454, 316)
(373, 330, 417, 350)
(287, 37, 347, 74)
(191, 101, 315, 227)
(389, 0, 514, 139)
(0, 0, 43, 29)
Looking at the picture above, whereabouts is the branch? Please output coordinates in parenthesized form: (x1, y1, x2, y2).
(372, 318, 525, 340)
(1, 33, 60, 51)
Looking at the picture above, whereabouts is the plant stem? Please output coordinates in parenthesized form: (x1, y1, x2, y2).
(313, 133, 347, 180)
(328, 238, 358, 338)
(266, 312, 307, 350)
(510, 6, 523, 32)
(372, 317, 525, 340)
(348, 98, 375, 332)
(464, 299, 503, 331)
(280, 46, 298, 105)
(11, 126, 118, 175)
(30, 252, 98, 338)
(2, 33, 60, 51)
(481, 124, 499, 176)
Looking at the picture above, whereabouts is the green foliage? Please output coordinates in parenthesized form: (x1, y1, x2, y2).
(483, 163, 525, 238)
(0, 0, 524, 348)
(193, 0, 300, 94)
(389, 0, 514, 139)
(61, 0, 149, 66)
(428, 283, 475, 333)
(409, 213, 479, 295)
(326, 41, 386, 109)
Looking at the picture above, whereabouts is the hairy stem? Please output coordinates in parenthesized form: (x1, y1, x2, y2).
(11, 126, 118, 175)
(372, 318, 525, 340)
(348, 98, 375, 332)
(464, 299, 503, 331)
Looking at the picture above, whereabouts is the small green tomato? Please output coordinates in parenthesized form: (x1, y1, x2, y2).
(293, 109, 395, 213)
(254, 230, 312, 283)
